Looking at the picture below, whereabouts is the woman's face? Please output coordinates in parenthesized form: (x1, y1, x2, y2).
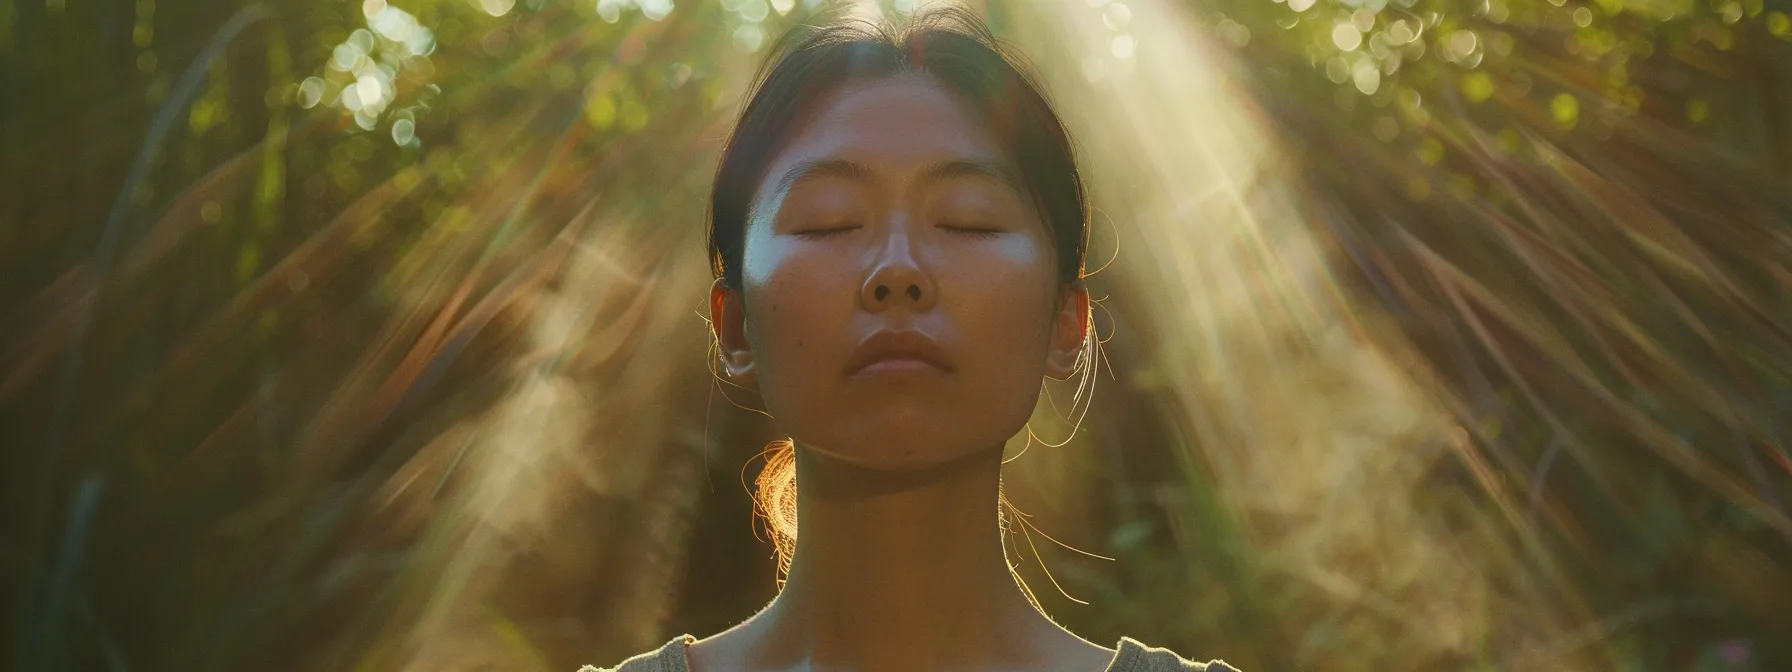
(713, 75, 1088, 472)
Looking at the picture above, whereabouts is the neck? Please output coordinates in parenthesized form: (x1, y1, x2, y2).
(750, 444, 1052, 672)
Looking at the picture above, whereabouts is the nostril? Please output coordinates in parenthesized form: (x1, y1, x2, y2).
(906, 285, 920, 301)
(875, 286, 890, 301)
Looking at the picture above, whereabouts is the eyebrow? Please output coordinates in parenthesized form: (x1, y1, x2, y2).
(917, 158, 1025, 194)
(771, 157, 1026, 198)
(772, 159, 874, 196)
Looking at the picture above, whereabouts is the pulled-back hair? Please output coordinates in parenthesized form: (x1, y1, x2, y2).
(707, 5, 1090, 578)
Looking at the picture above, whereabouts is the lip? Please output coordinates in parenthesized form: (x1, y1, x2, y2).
(845, 330, 955, 377)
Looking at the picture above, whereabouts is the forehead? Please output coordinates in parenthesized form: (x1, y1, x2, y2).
(769, 76, 1009, 177)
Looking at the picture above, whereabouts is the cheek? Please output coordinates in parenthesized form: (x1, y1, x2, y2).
(953, 274, 1058, 440)
(985, 235, 1058, 313)
(741, 243, 850, 386)
(951, 245, 1060, 369)
(989, 234, 1048, 269)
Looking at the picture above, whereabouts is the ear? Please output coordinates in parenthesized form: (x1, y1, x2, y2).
(710, 282, 758, 387)
(1043, 284, 1090, 381)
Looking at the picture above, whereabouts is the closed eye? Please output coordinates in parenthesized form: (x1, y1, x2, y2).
(941, 225, 1002, 238)
(795, 226, 859, 238)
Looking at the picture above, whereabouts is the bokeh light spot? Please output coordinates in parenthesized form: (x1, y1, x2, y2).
(341, 84, 364, 112)
(1447, 30, 1478, 60)
(1496, 127, 1521, 153)
(392, 118, 416, 146)
(1687, 99, 1709, 123)
(1551, 92, 1579, 129)
(1102, 3, 1131, 31)
(480, 0, 516, 17)
(585, 93, 616, 129)
(356, 75, 384, 109)
(1112, 33, 1136, 59)
(1405, 176, 1431, 201)
(298, 77, 325, 109)
(331, 43, 362, 72)
(1459, 72, 1494, 102)
(1720, 639, 1751, 664)
(1081, 55, 1109, 84)
(1769, 11, 1792, 38)
(1332, 23, 1363, 51)
(1353, 60, 1381, 94)
(1388, 19, 1414, 44)
(641, 0, 674, 21)
(739, 0, 769, 23)
(349, 28, 375, 52)
(1488, 30, 1514, 56)
(1417, 137, 1444, 165)
(733, 24, 765, 52)
(1351, 9, 1375, 32)
(1219, 20, 1251, 47)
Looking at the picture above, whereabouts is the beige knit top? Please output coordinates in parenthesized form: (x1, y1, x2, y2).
(580, 634, 1241, 672)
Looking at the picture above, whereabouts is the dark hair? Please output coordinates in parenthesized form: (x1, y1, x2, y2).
(706, 6, 1091, 579)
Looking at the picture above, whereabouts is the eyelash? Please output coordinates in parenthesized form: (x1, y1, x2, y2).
(943, 226, 1001, 238)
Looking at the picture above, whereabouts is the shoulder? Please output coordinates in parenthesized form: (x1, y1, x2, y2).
(577, 634, 695, 672)
(1110, 637, 1243, 672)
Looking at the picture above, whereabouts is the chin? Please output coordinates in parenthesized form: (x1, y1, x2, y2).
(810, 442, 993, 473)
(800, 418, 1003, 472)
(776, 389, 1038, 471)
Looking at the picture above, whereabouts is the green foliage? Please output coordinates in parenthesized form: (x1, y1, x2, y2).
(1, 0, 1786, 670)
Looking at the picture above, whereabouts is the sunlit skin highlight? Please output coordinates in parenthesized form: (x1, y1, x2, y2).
(700, 76, 1106, 672)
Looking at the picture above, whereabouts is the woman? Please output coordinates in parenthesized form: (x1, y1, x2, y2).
(587, 7, 1239, 671)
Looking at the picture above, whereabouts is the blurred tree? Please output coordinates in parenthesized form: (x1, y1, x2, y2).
(1, 0, 1786, 670)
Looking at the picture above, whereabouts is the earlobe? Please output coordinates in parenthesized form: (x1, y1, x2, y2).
(710, 283, 758, 386)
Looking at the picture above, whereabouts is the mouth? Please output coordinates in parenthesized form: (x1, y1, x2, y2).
(851, 358, 947, 378)
(845, 330, 955, 378)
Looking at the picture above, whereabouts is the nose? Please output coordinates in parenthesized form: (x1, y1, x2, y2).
(859, 217, 936, 313)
